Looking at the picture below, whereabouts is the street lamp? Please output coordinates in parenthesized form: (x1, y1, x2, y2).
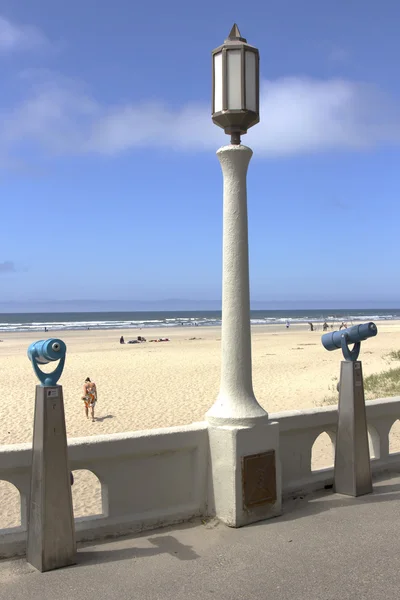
(206, 24, 266, 427)
(212, 23, 260, 145)
(206, 26, 281, 528)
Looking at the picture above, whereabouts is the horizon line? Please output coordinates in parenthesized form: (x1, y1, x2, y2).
(1, 299, 399, 305)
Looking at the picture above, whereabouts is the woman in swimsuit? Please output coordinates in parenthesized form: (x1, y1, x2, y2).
(82, 377, 97, 422)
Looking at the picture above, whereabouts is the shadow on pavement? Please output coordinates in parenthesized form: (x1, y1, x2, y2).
(270, 471, 400, 525)
(78, 534, 199, 566)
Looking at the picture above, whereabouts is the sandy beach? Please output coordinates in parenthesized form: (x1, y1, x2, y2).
(1, 321, 400, 527)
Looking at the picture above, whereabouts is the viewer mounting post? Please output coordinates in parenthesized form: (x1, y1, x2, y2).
(26, 338, 76, 572)
(322, 322, 378, 496)
(206, 25, 281, 527)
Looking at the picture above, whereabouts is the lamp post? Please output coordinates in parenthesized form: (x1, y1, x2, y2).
(206, 24, 267, 426)
(205, 25, 281, 527)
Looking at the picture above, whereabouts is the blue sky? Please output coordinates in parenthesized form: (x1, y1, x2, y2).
(0, 0, 400, 310)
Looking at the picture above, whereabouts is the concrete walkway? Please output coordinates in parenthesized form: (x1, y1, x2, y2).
(1, 471, 400, 600)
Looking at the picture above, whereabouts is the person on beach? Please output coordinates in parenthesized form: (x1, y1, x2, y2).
(286, 321, 290, 329)
(323, 322, 329, 332)
(308, 322, 314, 331)
(339, 322, 347, 330)
(82, 377, 97, 422)
(120, 335, 125, 344)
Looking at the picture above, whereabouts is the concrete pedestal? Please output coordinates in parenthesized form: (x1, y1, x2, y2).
(208, 421, 282, 527)
(27, 385, 76, 572)
(334, 361, 373, 497)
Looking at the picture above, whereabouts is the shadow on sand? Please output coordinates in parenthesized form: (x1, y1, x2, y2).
(94, 415, 114, 422)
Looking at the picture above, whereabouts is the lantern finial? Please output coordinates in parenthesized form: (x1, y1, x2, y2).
(226, 24, 247, 43)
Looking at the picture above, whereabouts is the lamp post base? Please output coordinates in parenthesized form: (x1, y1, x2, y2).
(206, 391, 269, 427)
(207, 420, 282, 527)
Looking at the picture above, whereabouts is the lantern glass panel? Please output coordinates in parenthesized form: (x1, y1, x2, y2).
(245, 50, 257, 112)
(226, 49, 242, 110)
(213, 51, 223, 113)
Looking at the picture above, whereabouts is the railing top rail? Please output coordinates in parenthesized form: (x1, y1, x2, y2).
(0, 422, 209, 470)
(270, 397, 400, 432)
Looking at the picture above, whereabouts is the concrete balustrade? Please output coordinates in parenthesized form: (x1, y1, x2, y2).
(1, 398, 400, 558)
(271, 398, 400, 497)
(0, 423, 209, 558)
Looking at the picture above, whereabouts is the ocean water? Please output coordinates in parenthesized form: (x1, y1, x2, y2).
(0, 309, 399, 333)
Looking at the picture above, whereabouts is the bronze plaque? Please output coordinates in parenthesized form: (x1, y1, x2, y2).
(242, 451, 277, 508)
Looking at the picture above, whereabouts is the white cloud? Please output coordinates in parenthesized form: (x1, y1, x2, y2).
(2, 72, 400, 160)
(0, 16, 47, 53)
(252, 78, 400, 155)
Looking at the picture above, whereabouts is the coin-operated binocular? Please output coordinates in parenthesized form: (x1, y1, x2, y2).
(321, 322, 378, 498)
(321, 322, 377, 362)
(26, 337, 75, 572)
(27, 338, 66, 386)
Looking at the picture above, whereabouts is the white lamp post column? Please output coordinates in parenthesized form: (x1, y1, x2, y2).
(206, 144, 268, 425)
(205, 25, 282, 527)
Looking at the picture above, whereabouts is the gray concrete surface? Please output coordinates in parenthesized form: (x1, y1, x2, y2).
(1, 471, 400, 600)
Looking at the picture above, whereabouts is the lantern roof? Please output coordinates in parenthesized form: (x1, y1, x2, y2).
(225, 24, 247, 44)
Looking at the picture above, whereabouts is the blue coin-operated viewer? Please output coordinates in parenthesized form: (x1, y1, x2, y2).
(321, 322, 377, 362)
(26, 338, 76, 572)
(27, 338, 67, 386)
(321, 322, 378, 498)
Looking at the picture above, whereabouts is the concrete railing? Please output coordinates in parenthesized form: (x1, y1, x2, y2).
(1, 397, 400, 558)
(272, 397, 400, 497)
(0, 423, 209, 558)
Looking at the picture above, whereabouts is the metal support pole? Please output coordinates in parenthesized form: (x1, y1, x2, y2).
(334, 361, 373, 496)
(27, 385, 76, 572)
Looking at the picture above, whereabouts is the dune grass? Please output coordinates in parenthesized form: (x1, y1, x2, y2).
(364, 367, 400, 399)
(320, 394, 338, 406)
(385, 350, 400, 362)
(319, 363, 400, 406)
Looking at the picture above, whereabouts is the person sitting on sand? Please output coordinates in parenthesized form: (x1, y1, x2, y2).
(120, 335, 125, 344)
(82, 377, 97, 422)
(323, 322, 329, 332)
